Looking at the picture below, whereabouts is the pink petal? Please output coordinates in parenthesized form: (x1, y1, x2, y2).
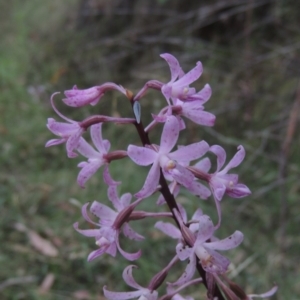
(122, 223, 144, 241)
(177, 203, 187, 223)
(77, 160, 104, 188)
(63, 86, 102, 107)
(135, 161, 160, 198)
(182, 105, 216, 127)
(176, 62, 202, 87)
(204, 231, 243, 251)
(210, 145, 226, 172)
(90, 201, 117, 222)
(81, 203, 99, 226)
(194, 157, 211, 173)
(120, 192, 132, 208)
(107, 186, 123, 211)
(91, 123, 107, 153)
(87, 246, 110, 261)
(171, 254, 196, 287)
(176, 243, 193, 261)
(127, 145, 157, 166)
(168, 164, 194, 188)
(160, 53, 181, 82)
(210, 180, 226, 201)
(227, 183, 251, 198)
(195, 215, 214, 244)
(77, 137, 100, 159)
(116, 238, 141, 261)
(45, 138, 65, 147)
(201, 247, 230, 274)
(103, 287, 144, 300)
(73, 222, 99, 237)
(155, 221, 181, 239)
(222, 145, 245, 174)
(122, 265, 144, 290)
(106, 241, 117, 257)
(66, 128, 83, 158)
(195, 83, 212, 103)
(160, 116, 179, 153)
(161, 85, 172, 105)
(47, 119, 78, 136)
(188, 181, 211, 199)
(103, 165, 121, 186)
(170, 141, 209, 162)
(247, 285, 278, 299)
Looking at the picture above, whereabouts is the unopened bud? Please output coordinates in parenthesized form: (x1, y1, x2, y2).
(126, 89, 134, 100)
(148, 268, 168, 291)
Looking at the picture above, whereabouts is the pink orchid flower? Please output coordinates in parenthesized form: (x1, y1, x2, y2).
(76, 123, 111, 187)
(45, 92, 84, 158)
(127, 116, 209, 198)
(208, 145, 251, 201)
(156, 214, 243, 286)
(63, 83, 126, 107)
(103, 265, 158, 300)
(74, 186, 144, 261)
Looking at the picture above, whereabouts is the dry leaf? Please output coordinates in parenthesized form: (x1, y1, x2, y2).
(73, 290, 91, 299)
(38, 273, 55, 295)
(27, 230, 58, 257)
(14, 223, 58, 257)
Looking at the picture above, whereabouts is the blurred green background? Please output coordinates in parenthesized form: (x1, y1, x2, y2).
(1, 0, 300, 299)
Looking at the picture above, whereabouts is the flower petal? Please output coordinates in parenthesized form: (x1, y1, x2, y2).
(195, 83, 212, 103)
(66, 128, 83, 158)
(89, 201, 117, 224)
(160, 53, 181, 82)
(45, 138, 65, 147)
(169, 141, 209, 162)
(168, 164, 194, 188)
(201, 247, 230, 274)
(91, 123, 108, 153)
(103, 165, 121, 186)
(127, 145, 157, 166)
(103, 287, 143, 300)
(175, 61, 202, 87)
(171, 253, 196, 286)
(204, 231, 243, 251)
(155, 221, 181, 239)
(122, 223, 144, 241)
(87, 246, 110, 261)
(160, 116, 179, 153)
(176, 243, 193, 261)
(73, 222, 99, 237)
(194, 157, 211, 173)
(116, 238, 141, 261)
(182, 104, 216, 127)
(77, 137, 100, 159)
(221, 145, 245, 174)
(195, 215, 214, 244)
(135, 161, 160, 198)
(247, 285, 278, 299)
(188, 181, 211, 199)
(77, 160, 104, 188)
(210, 145, 226, 172)
(122, 265, 144, 290)
(227, 183, 251, 198)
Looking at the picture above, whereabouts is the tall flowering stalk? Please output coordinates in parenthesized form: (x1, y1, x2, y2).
(46, 54, 277, 299)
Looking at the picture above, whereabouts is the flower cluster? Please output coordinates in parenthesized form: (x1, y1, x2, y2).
(46, 54, 277, 299)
